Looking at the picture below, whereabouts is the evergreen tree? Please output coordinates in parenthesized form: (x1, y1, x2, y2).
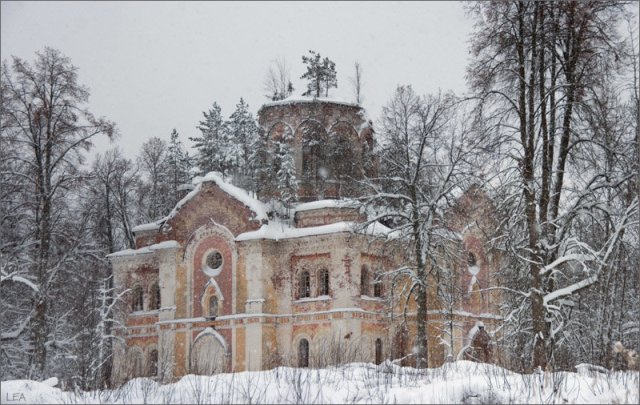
(226, 98, 259, 190)
(167, 129, 192, 204)
(190, 102, 228, 176)
(301, 50, 337, 97)
(250, 129, 270, 198)
(274, 132, 298, 205)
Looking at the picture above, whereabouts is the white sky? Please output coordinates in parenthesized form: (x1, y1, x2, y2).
(1, 1, 473, 160)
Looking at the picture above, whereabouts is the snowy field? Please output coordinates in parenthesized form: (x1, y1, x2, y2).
(1, 361, 638, 404)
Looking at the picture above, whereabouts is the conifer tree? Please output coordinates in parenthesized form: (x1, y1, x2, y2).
(301, 50, 337, 97)
(227, 98, 259, 190)
(167, 129, 191, 204)
(274, 137, 298, 205)
(190, 102, 228, 176)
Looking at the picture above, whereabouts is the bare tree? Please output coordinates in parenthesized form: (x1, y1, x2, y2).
(264, 56, 294, 101)
(1, 47, 115, 379)
(360, 86, 480, 367)
(350, 62, 364, 105)
(467, 1, 636, 370)
(138, 137, 171, 221)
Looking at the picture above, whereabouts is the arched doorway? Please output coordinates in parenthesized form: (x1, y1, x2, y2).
(191, 332, 227, 375)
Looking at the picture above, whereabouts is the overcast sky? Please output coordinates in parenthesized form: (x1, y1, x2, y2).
(1, 1, 473, 160)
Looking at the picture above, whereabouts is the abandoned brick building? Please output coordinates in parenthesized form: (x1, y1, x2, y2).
(109, 98, 502, 383)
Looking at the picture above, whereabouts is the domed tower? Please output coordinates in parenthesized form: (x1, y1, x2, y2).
(257, 97, 375, 202)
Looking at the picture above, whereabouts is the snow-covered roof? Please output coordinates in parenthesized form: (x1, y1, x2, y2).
(294, 199, 358, 213)
(132, 222, 162, 233)
(177, 183, 195, 192)
(236, 220, 392, 242)
(260, 95, 360, 110)
(195, 172, 268, 221)
(106, 240, 180, 258)
(132, 172, 268, 235)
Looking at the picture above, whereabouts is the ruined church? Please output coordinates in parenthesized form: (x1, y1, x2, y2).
(109, 98, 502, 383)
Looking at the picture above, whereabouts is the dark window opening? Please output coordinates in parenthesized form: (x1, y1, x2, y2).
(209, 296, 219, 319)
(360, 265, 369, 296)
(149, 282, 160, 310)
(298, 338, 309, 368)
(375, 338, 383, 365)
(207, 251, 223, 270)
(468, 252, 477, 266)
(299, 271, 311, 299)
(318, 268, 329, 296)
(373, 277, 383, 298)
(149, 349, 158, 376)
(132, 285, 144, 312)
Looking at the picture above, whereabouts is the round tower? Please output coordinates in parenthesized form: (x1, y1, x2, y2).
(257, 97, 375, 202)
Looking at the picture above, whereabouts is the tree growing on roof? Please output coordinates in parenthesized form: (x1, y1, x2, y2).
(166, 129, 192, 206)
(190, 102, 229, 176)
(300, 50, 337, 98)
(264, 56, 294, 101)
(226, 98, 259, 191)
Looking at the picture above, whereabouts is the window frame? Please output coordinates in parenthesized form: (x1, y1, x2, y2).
(360, 265, 369, 296)
(149, 281, 161, 310)
(299, 270, 311, 299)
(317, 268, 330, 296)
(148, 348, 159, 376)
(132, 285, 144, 312)
(375, 338, 383, 365)
(298, 338, 309, 368)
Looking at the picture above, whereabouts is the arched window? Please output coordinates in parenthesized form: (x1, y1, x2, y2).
(298, 338, 309, 368)
(208, 296, 219, 319)
(299, 271, 311, 299)
(132, 285, 144, 312)
(373, 277, 383, 298)
(300, 121, 329, 196)
(149, 281, 160, 310)
(468, 252, 477, 266)
(318, 268, 329, 296)
(148, 349, 158, 376)
(130, 348, 144, 377)
(360, 265, 369, 296)
(393, 327, 408, 366)
(375, 338, 383, 365)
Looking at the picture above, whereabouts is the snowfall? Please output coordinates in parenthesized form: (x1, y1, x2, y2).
(1, 361, 638, 404)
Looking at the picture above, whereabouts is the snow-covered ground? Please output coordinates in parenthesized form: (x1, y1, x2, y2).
(1, 361, 638, 404)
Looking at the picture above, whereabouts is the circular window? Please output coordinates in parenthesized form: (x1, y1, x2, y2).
(206, 251, 223, 271)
